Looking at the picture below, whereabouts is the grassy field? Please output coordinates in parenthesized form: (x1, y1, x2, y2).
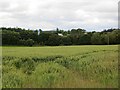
(2, 45, 118, 88)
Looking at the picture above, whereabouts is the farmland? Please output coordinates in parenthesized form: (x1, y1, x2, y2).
(2, 45, 118, 88)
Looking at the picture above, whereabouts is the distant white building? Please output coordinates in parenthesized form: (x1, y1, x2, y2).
(84, 32, 87, 34)
(58, 33, 63, 36)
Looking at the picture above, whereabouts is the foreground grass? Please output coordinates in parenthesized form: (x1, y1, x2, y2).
(2, 45, 118, 88)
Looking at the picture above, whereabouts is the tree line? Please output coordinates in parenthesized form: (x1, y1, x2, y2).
(1, 27, 120, 46)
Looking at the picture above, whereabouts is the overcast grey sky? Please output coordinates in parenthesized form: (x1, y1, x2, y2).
(0, 0, 119, 31)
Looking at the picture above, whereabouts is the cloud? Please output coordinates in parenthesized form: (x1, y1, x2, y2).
(0, 0, 119, 31)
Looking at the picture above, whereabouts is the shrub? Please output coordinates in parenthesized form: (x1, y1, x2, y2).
(19, 39, 34, 46)
(26, 39, 34, 46)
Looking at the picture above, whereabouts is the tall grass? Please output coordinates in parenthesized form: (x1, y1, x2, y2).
(2, 45, 118, 88)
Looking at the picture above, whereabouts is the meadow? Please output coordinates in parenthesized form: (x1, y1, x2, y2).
(2, 45, 119, 88)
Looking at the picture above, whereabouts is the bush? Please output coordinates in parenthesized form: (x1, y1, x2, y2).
(19, 39, 34, 46)
(26, 39, 34, 46)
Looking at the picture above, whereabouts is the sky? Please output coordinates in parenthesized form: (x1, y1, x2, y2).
(0, 0, 119, 31)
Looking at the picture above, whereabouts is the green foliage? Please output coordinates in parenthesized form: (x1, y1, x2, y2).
(2, 30, 20, 45)
(32, 55, 63, 62)
(62, 36, 72, 45)
(2, 45, 118, 88)
(1, 27, 120, 46)
(19, 39, 34, 46)
(25, 39, 34, 46)
(2, 70, 26, 88)
(29, 62, 69, 88)
(14, 58, 35, 74)
(46, 34, 62, 46)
